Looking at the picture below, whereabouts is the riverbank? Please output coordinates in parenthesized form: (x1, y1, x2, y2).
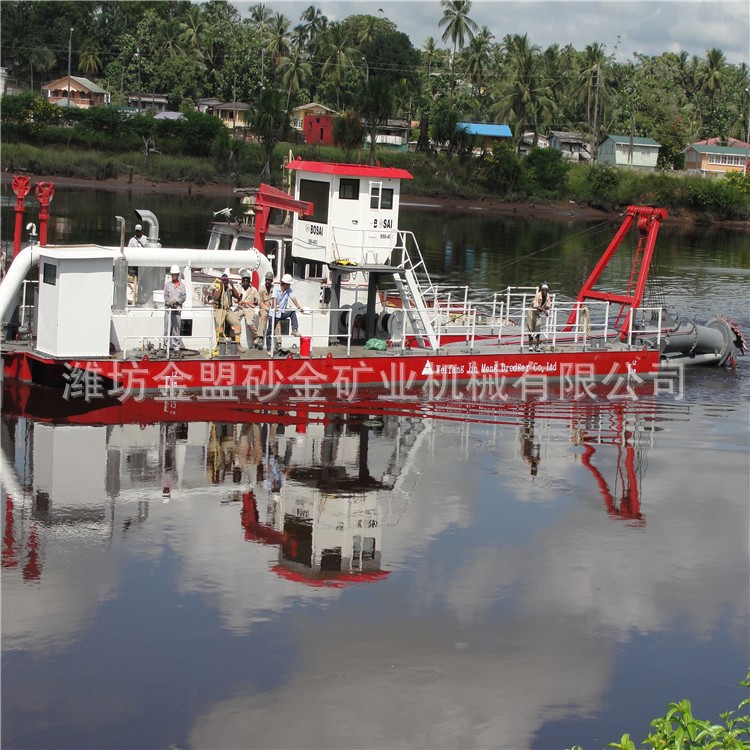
(3, 171, 748, 228)
(0, 171, 617, 224)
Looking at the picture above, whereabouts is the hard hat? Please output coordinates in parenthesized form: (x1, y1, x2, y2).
(265, 271, 274, 280)
(135, 224, 143, 231)
(169, 265, 180, 275)
(281, 273, 293, 284)
(240, 268, 251, 278)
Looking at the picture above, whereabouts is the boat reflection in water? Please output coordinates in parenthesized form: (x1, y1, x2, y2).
(2, 381, 669, 591)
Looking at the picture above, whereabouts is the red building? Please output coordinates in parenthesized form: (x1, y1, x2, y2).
(304, 113, 334, 146)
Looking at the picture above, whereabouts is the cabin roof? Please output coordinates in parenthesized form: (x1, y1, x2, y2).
(286, 160, 413, 180)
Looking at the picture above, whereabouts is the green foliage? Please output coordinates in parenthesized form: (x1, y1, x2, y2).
(173, 111, 226, 157)
(333, 112, 365, 160)
(480, 142, 524, 196)
(567, 672, 750, 750)
(585, 163, 621, 208)
(725, 171, 750, 196)
(522, 147, 569, 194)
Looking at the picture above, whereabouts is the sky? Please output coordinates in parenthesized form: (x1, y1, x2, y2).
(233, 0, 750, 65)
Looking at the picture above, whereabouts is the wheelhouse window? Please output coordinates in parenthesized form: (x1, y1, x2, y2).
(339, 178, 360, 200)
(370, 186, 394, 210)
(299, 179, 329, 225)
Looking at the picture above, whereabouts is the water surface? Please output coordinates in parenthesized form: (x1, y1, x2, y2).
(1, 186, 748, 749)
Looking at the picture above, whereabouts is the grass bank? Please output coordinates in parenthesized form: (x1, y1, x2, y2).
(3, 141, 750, 224)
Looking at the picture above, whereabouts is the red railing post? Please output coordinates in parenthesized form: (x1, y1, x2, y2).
(11, 175, 31, 257)
(34, 182, 55, 247)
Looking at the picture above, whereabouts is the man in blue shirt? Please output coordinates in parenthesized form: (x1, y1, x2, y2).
(266, 274, 306, 353)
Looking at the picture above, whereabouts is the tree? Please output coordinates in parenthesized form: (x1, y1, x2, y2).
(320, 22, 356, 109)
(77, 40, 102, 76)
(253, 87, 288, 178)
(179, 4, 209, 52)
(248, 3, 273, 32)
(357, 76, 393, 165)
(333, 112, 365, 160)
(265, 13, 291, 67)
(438, 0, 478, 91)
(278, 49, 312, 110)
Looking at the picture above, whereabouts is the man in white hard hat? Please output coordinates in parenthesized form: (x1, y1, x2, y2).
(232, 268, 261, 351)
(267, 273, 307, 353)
(163, 265, 186, 354)
(527, 282, 551, 351)
(128, 224, 146, 247)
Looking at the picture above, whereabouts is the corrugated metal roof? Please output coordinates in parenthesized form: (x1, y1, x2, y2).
(605, 135, 661, 147)
(685, 144, 748, 156)
(458, 122, 512, 138)
(71, 76, 108, 94)
(286, 161, 413, 180)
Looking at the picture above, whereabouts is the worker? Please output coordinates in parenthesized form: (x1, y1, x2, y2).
(163, 265, 186, 354)
(128, 224, 146, 248)
(234, 269, 261, 350)
(527, 282, 551, 351)
(266, 273, 307, 353)
(211, 272, 240, 343)
(256, 270, 275, 349)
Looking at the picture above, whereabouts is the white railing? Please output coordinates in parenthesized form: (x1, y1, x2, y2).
(119, 306, 214, 358)
(627, 307, 664, 349)
(18, 279, 38, 333)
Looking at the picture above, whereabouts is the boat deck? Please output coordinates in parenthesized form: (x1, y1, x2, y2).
(1, 336, 622, 362)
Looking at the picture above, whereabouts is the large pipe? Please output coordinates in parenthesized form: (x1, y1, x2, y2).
(0, 246, 273, 324)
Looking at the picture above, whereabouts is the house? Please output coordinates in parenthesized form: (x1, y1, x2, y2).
(128, 93, 168, 113)
(684, 143, 750, 176)
(518, 131, 549, 156)
(42, 75, 110, 108)
(196, 97, 223, 115)
(214, 102, 251, 131)
(597, 135, 661, 171)
(458, 122, 512, 152)
(549, 131, 591, 162)
(369, 118, 411, 150)
(291, 103, 337, 132)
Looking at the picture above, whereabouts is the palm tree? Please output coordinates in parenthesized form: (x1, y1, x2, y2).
(253, 87, 288, 177)
(491, 34, 545, 146)
(158, 17, 186, 61)
(249, 3, 273, 32)
(464, 28, 492, 95)
(300, 5, 327, 55)
(358, 76, 393, 165)
(320, 22, 356, 109)
(438, 0, 478, 91)
(78, 40, 102, 76)
(278, 49, 312, 110)
(266, 13, 291, 67)
(180, 5, 209, 52)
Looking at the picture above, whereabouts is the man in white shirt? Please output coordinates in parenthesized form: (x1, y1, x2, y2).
(128, 224, 147, 248)
(163, 265, 186, 353)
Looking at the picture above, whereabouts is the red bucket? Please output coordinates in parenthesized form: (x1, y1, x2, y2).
(299, 336, 312, 357)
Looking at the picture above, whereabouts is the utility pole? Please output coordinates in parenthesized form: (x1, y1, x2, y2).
(591, 64, 600, 161)
(67, 27, 73, 108)
(137, 46, 142, 110)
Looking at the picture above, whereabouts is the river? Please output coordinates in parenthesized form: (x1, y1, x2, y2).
(1, 186, 749, 750)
